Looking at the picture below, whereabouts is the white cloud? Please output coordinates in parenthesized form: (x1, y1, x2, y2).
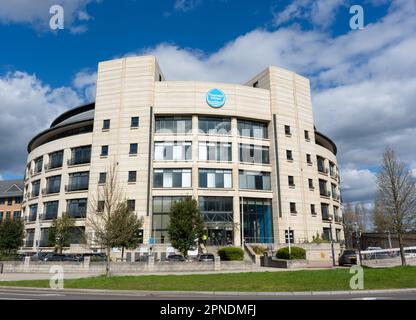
(0, 0, 100, 33)
(0, 71, 82, 176)
(341, 168, 377, 203)
(73, 70, 97, 101)
(174, 0, 202, 12)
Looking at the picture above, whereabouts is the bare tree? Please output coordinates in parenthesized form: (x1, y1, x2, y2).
(87, 162, 143, 276)
(376, 147, 416, 266)
(372, 195, 390, 233)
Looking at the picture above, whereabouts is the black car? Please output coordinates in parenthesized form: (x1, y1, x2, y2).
(339, 250, 358, 266)
(43, 253, 66, 262)
(81, 253, 107, 262)
(166, 254, 186, 262)
(63, 254, 83, 262)
(198, 253, 215, 262)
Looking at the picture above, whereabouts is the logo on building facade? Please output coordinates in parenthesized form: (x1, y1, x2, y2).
(206, 89, 226, 108)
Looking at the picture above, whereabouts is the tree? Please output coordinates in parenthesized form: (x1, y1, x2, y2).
(0, 218, 25, 256)
(167, 199, 205, 258)
(376, 147, 416, 266)
(48, 214, 76, 254)
(112, 202, 143, 260)
(87, 163, 143, 276)
(372, 196, 390, 233)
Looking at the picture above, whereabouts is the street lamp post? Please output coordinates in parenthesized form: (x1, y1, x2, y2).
(328, 216, 336, 267)
(354, 222, 362, 265)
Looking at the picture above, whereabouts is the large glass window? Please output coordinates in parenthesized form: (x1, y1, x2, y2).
(31, 180, 40, 197)
(154, 169, 192, 188)
(155, 116, 192, 134)
(199, 142, 232, 162)
(241, 198, 273, 243)
(69, 146, 91, 165)
(29, 204, 38, 221)
(25, 229, 35, 247)
(152, 196, 190, 244)
(239, 144, 270, 164)
(45, 175, 61, 194)
(155, 142, 192, 161)
(48, 150, 63, 169)
(43, 201, 59, 220)
(237, 120, 268, 139)
(67, 172, 89, 192)
(34, 157, 43, 174)
(239, 171, 271, 190)
(321, 203, 330, 221)
(66, 199, 87, 219)
(39, 228, 50, 247)
(199, 169, 232, 189)
(319, 179, 329, 197)
(198, 117, 231, 135)
(199, 197, 233, 224)
(317, 156, 327, 173)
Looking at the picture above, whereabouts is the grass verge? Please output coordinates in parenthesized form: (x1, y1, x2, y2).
(1, 267, 415, 292)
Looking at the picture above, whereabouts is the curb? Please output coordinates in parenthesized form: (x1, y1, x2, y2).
(0, 286, 416, 297)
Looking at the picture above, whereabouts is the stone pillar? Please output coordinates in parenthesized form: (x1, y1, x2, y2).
(214, 256, 221, 271)
(23, 256, 31, 272)
(148, 255, 155, 271)
(83, 256, 91, 272)
(131, 253, 136, 263)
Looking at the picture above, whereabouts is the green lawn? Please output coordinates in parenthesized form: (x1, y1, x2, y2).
(1, 267, 416, 292)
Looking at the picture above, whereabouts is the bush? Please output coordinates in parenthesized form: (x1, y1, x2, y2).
(217, 247, 244, 261)
(276, 246, 306, 260)
(251, 245, 268, 255)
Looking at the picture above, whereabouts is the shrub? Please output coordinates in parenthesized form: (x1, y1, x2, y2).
(251, 245, 268, 255)
(218, 247, 244, 261)
(276, 246, 306, 260)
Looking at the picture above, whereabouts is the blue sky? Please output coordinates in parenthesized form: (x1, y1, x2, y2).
(0, 0, 415, 205)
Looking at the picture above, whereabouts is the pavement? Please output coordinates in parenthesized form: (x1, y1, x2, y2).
(0, 286, 415, 300)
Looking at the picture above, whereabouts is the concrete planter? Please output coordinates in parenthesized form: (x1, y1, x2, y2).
(261, 256, 307, 269)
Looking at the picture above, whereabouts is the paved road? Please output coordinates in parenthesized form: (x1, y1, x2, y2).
(0, 287, 415, 300)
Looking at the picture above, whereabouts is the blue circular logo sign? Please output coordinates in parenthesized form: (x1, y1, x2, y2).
(206, 89, 226, 108)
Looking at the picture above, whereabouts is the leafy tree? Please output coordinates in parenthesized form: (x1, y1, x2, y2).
(168, 199, 205, 258)
(48, 214, 76, 254)
(0, 218, 25, 256)
(376, 147, 416, 266)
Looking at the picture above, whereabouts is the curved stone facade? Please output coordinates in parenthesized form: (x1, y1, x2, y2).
(22, 56, 344, 252)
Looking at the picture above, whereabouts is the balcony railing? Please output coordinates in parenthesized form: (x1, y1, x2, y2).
(65, 184, 89, 192)
(39, 213, 58, 221)
(30, 190, 40, 198)
(42, 187, 60, 196)
(67, 157, 90, 166)
(44, 162, 63, 171)
(63, 211, 87, 219)
(24, 240, 34, 247)
(320, 190, 331, 197)
(318, 166, 329, 174)
(322, 213, 331, 221)
(26, 214, 37, 222)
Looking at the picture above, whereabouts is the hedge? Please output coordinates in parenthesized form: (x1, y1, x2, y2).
(276, 246, 306, 260)
(217, 247, 244, 261)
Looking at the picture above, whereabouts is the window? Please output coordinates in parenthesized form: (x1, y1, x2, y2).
(0, 212, 3, 221)
(47, 150, 63, 170)
(34, 157, 43, 174)
(127, 200, 136, 212)
(285, 229, 294, 244)
(5, 212, 10, 219)
(290, 202, 297, 214)
(317, 156, 326, 173)
(308, 179, 314, 190)
(284, 125, 291, 136)
(31, 180, 40, 197)
(99, 172, 106, 184)
(199, 117, 231, 135)
(102, 119, 110, 130)
(129, 143, 138, 155)
(286, 150, 293, 161)
(240, 198, 273, 244)
(101, 145, 109, 157)
(7, 198, 12, 205)
(154, 169, 192, 188)
(334, 206, 339, 221)
(155, 116, 192, 134)
(97, 201, 105, 212)
(29, 204, 38, 221)
(67, 199, 87, 218)
(336, 229, 341, 242)
(155, 142, 192, 161)
(128, 171, 137, 183)
(131, 117, 139, 128)
(239, 144, 269, 164)
(331, 184, 337, 198)
(199, 169, 232, 189)
(25, 229, 35, 247)
(306, 154, 312, 165)
(311, 204, 317, 216)
(239, 171, 271, 191)
(321, 203, 330, 220)
(152, 196, 190, 244)
(67, 172, 89, 192)
(199, 197, 234, 224)
(319, 179, 329, 197)
(69, 146, 91, 165)
(43, 201, 58, 220)
(14, 197, 22, 204)
(45, 175, 61, 194)
(237, 119, 268, 139)
(13, 211, 21, 219)
(199, 142, 232, 162)
(0, 199, 4, 205)
(304, 130, 310, 140)
(323, 228, 332, 241)
(288, 176, 295, 187)
(329, 162, 336, 177)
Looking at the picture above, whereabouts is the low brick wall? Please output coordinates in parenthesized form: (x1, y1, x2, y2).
(362, 256, 416, 268)
(261, 257, 307, 269)
(274, 243, 341, 266)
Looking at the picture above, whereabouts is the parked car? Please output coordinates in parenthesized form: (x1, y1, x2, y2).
(43, 253, 66, 262)
(63, 254, 83, 262)
(338, 250, 358, 266)
(405, 249, 416, 258)
(166, 254, 186, 262)
(198, 253, 215, 262)
(81, 253, 107, 262)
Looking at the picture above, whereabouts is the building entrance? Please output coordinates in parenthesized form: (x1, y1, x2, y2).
(206, 228, 233, 246)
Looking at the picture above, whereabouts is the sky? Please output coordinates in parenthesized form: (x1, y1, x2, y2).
(0, 0, 415, 206)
